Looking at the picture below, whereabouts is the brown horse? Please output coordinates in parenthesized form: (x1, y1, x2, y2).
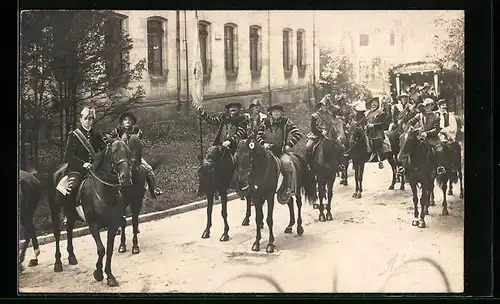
(48, 138, 133, 287)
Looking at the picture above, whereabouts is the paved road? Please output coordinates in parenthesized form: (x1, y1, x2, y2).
(19, 163, 464, 293)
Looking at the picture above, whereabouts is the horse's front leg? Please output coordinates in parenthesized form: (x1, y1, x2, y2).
(352, 162, 359, 198)
(447, 179, 454, 196)
(296, 194, 304, 235)
(242, 196, 252, 226)
(357, 163, 365, 198)
(201, 192, 215, 239)
(441, 179, 449, 216)
(131, 197, 142, 254)
(326, 176, 335, 221)
(284, 197, 295, 234)
(410, 182, 420, 227)
(104, 223, 120, 287)
(388, 156, 397, 190)
(458, 169, 464, 199)
(89, 222, 106, 283)
(118, 215, 127, 253)
(219, 191, 230, 242)
(66, 212, 78, 266)
(265, 194, 276, 253)
(429, 180, 436, 207)
(318, 179, 326, 222)
(399, 166, 406, 191)
(418, 187, 428, 228)
(252, 200, 265, 252)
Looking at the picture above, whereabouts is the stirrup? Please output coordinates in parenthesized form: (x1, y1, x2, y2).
(378, 161, 384, 169)
(436, 166, 446, 175)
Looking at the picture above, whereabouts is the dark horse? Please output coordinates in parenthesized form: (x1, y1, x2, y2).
(234, 138, 317, 253)
(310, 135, 344, 222)
(116, 134, 164, 255)
(198, 145, 235, 242)
(346, 122, 403, 198)
(19, 170, 42, 271)
(397, 126, 435, 228)
(48, 138, 133, 287)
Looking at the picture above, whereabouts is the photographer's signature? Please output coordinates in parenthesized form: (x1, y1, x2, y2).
(378, 253, 416, 276)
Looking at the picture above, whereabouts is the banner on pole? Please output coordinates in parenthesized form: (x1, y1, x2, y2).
(191, 11, 204, 111)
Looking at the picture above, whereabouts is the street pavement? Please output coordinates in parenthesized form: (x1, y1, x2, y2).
(19, 162, 464, 293)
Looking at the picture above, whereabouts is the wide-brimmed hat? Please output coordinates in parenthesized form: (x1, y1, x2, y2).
(267, 104, 284, 113)
(367, 97, 380, 107)
(80, 107, 96, 119)
(436, 98, 447, 106)
(397, 92, 409, 99)
(119, 112, 137, 124)
(225, 102, 242, 110)
(353, 100, 367, 112)
(249, 98, 263, 109)
(417, 98, 435, 111)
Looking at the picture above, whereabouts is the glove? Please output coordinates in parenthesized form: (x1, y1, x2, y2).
(321, 130, 327, 136)
(83, 162, 92, 170)
(222, 140, 231, 148)
(421, 132, 428, 138)
(263, 143, 271, 149)
(284, 145, 291, 153)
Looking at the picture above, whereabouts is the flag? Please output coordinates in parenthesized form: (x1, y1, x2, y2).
(191, 11, 204, 111)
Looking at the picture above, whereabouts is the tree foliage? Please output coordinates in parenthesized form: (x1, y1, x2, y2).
(319, 46, 372, 102)
(20, 10, 147, 166)
(432, 14, 464, 73)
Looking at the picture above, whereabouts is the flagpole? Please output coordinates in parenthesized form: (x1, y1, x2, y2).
(192, 10, 204, 166)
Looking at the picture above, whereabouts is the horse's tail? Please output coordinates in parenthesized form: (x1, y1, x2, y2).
(295, 154, 317, 205)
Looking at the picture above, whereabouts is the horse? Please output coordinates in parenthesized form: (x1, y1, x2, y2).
(397, 126, 435, 228)
(116, 133, 165, 255)
(346, 121, 403, 198)
(18, 170, 42, 271)
(444, 141, 464, 199)
(47, 138, 133, 287)
(240, 131, 263, 229)
(428, 141, 462, 215)
(310, 133, 344, 222)
(234, 138, 317, 253)
(198, 145, 236, 242)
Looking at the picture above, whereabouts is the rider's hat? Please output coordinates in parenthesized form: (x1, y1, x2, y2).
(225, 102, 242, 110)
(417, 98, 435, 111)
(249, 98, 262, 109)
(80, 107, 96, 119)
(119, 112, 137, 124)
(436, 98, 447, 106)
(397, 92, 409, 99)
(267, 104, 284, 112)
(353, 100, 367, 112)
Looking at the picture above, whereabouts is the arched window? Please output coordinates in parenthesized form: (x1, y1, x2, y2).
(249, 25, 262, 76)
(147, 17, 167, 77)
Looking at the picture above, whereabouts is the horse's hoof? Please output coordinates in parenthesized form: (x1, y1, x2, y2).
(430, 201, 436, 207)
(266, 244, 275, 254)
(356, 193, 362, 198)
(93, 269, 104, 282)
(251, 243, 260, 252)
(259, 223, 264, 230)
(442, 209, 449, 216)
(418, 221, 426, 228)
(448, 191, 453, 196)
(297, 226, 304, 236)
(219, 234, 230, 242)
(459, 193, 464, 199)
(115, 229, 121, 236)
(412, 220, 419, 226)
(118, 245, 127, 253)
(352, 193, 357, 198)
(132, 246, 140, 254)
(425, 210, 429, 215)
(319, 214, 326, 222)
(400, 187, 405, 191)
(54, 262, 63, 273)
(68, 256, 78, 265)
(107, 277, 119, 287)
(284, 227, 293, 234)
(242, 218, 250, 226)
(388, 185, 394, 190)
(326, 213, 333, 221)
(201, 230, 210, 239)
(28, 259, 38, 267)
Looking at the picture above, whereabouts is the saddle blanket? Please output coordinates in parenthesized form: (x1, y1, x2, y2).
(269, 154, 284, 194)
(56, 175, 70, 196)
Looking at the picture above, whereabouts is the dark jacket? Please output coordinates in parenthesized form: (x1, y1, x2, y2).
(256, 117, 302, 156)
(64, 126, 107, 175)
(201, 112, 248, 148)
(307, 111, 336, 139)
(406, 112, 441, 145)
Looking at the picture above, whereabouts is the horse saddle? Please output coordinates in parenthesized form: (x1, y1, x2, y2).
(268, 152, 284, 193)
(74, 178, 89, 222)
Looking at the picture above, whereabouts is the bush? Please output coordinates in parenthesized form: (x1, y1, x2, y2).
(29, 101, 314, 237)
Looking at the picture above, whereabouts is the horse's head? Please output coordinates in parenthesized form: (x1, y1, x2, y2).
(101, 138, 133, 187)
(127, 134, 143, 170)
(347, 121, 364, 147)
(234, 138, 267, 196)
(397, 126, 420, 163)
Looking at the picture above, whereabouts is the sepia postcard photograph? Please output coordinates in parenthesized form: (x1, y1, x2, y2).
(18, 9, 468, 294)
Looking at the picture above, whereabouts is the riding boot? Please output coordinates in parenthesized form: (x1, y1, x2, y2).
(146, 174, 162, 199)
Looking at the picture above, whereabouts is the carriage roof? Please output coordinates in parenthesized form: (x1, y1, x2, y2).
(391, 61, 442, 76)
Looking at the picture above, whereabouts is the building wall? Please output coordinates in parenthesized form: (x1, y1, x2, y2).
(112, 10, 320, 123)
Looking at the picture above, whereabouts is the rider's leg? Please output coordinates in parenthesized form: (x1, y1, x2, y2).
(278, 153, 293, 204)
(305, 139, 316, 169)
(142, 158, 163, 198)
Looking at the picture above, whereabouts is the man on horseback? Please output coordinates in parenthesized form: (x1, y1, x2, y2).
(256, 104, 303, 204)
(197, 102, 248, 195)
(404, 98, 445, 175)
(61, 107, 107, 207)
(106, 112, 163, 198)
(365, 97, 390, 169)
(305, 95, 343, 170)
(244, 98, 267, 138)
(435, 98, 458, 144)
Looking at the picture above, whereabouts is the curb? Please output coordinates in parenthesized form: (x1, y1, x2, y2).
(19, 192, 240, 248)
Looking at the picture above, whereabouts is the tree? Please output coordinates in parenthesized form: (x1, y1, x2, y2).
(20, 10, 147, 165)
(432, 14, 464, 73)
(319, 45, 372, 102)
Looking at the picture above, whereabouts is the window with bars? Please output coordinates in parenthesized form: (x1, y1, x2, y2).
(105, 16, 126, 82)
(359, 34, 369, 46)
(147, 19, 165, 77)
(224, 24, 238, 74)
(249, 26, 262, 76)
(198, 22, 210, 77)
(390, 31, 395, 46)
(283, 29, 292, 71)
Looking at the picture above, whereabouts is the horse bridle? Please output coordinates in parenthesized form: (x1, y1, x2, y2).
(90, 142, 132, 188)
(238, 140, 272, 193)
